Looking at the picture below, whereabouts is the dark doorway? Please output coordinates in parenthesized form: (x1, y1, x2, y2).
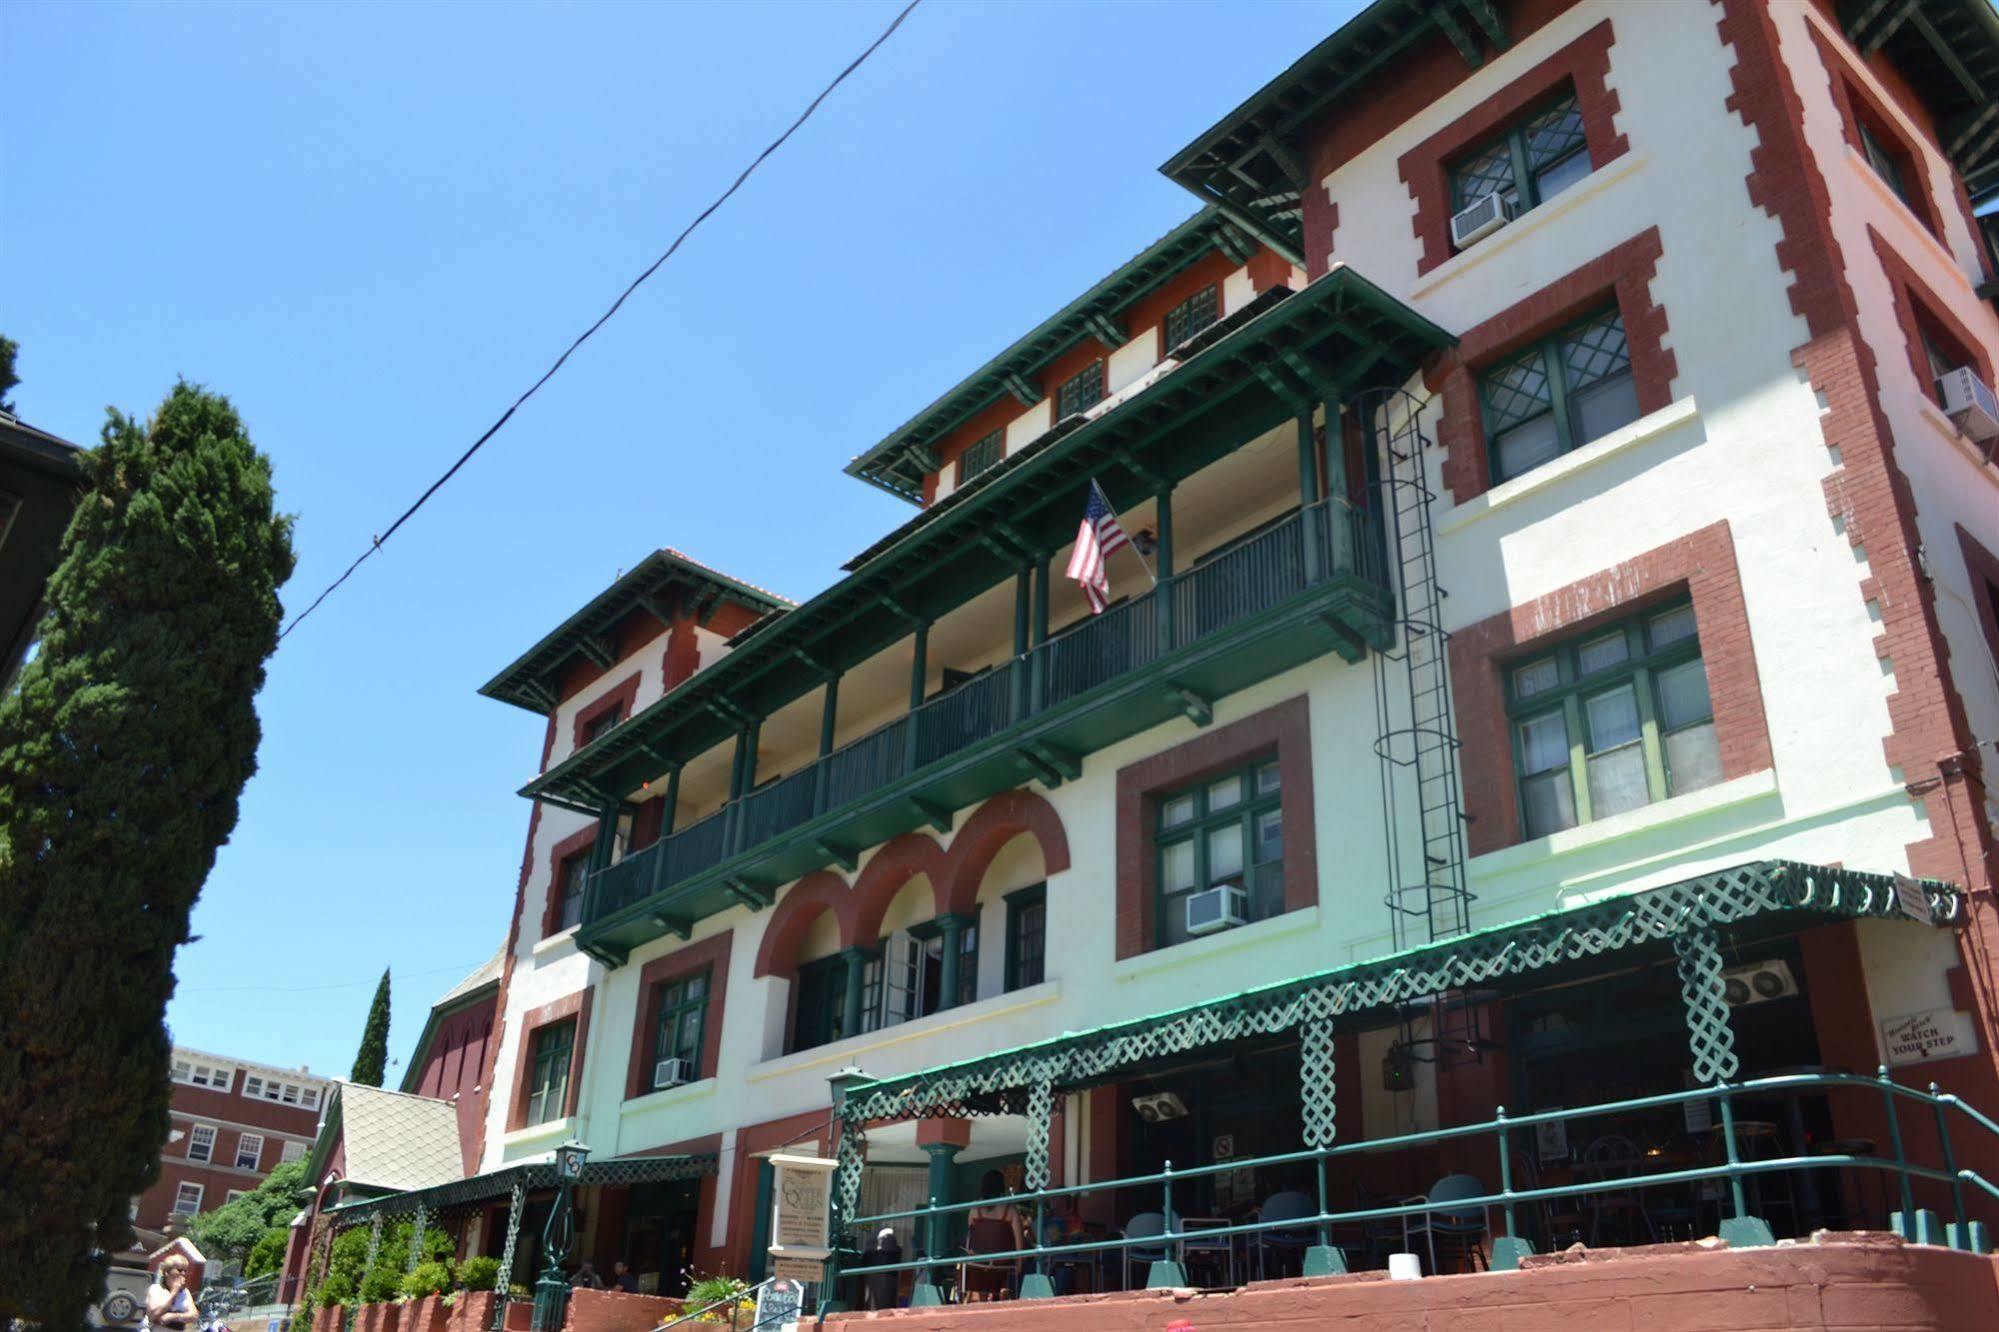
(622, 1178, 703, 1297)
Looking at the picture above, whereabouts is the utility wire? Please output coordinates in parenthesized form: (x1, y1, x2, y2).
(278, 0, 924, 642)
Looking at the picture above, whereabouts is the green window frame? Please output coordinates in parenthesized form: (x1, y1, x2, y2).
(582, 702, 623, 745)
(1163, 284, 1220, 352)
(554, 851, 589, 933)
(1056, 361, 1105, 419)
(1003, 884, 1046, 991)
(1479, 305, 1640, 483)
(1153, 758, 1283, 949)
(524, 1020, 575, 1126)
(1449, 90, 1590, 225)
(957, 429, 1003, 485)
(791, 954, 847, 1052)
(647, 968, 710, 1087)
(1506, 600, 1723, 841)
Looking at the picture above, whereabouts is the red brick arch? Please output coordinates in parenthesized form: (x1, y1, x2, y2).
(751, 871, 854, 980)
(941, 790, 1071, 918)
(845, 833, 952, 951)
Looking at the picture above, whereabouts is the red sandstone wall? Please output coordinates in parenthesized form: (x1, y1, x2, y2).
(825, 1236, 1999, 1330)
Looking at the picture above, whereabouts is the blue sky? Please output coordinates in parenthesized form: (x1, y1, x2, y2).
(3, 0, 1356, 1083)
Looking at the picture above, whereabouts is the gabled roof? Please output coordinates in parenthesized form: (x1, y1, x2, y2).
(843, 208, 1262, 504)
(480, 548, 794, 714)
(304, 1082, 464, 1194)
(1159, 0, 1505, 256)
(398, 947, 505, 1095)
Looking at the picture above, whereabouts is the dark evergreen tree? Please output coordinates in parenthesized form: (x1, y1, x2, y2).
(0, 382, 294, 1326)
(350, 968, 391, 1086)
(0, 334, 20, 412)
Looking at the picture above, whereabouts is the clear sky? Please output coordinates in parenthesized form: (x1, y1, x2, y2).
(4, 0, 1358, 1085)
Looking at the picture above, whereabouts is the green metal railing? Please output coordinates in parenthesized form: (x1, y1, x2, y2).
(585, 498, 1383, 930)
(835, 1069, 1999, 1302)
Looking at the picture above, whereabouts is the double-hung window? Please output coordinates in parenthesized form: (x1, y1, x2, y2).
(280, 1140, 307, 1164)
(1450, 91, 1590, 232)
(1056, 361, 1106, 419)
(1480, 306, 1640, 483)
(524, 1020, 575, 1126)
(554, 851, 590, 933)
(235, 1134, 264, 1170)
(186, 1124, 217, 1163)
(1004, 884, 1047, 991)
(1508, 601, 1722, 840)
(1163, 285, 1220, 352)
(173, 1182, 205, 1216)
(648, 970, 710, 1089)
(1155, 759, 1283, 947)
(957, 429, 1003, 486)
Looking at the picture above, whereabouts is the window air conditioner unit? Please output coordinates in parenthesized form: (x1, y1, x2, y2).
(1937, 366, 1999, 441)
(1450, 191, 1513, 248)
(1185, 883, 1249, 936)
(652, 1057, 691, 1090)
(1720, 959, 1798, 1008)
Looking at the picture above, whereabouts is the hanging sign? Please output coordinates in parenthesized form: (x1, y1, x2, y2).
(767, 1153, 837, 1258)
(1892, 873, 1934, 924)
(1880, 1008, 1969, 1066)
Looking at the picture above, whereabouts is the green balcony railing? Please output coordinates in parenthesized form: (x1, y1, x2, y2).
(583, 498, 1385, 935)
(834, 1068, 1999, 1305)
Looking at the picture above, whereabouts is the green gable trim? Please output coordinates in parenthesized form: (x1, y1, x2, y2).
(480, 549, 793, 715)
(323, 1152, 718, 1222)
(1159, 0, 1504, 256)
(837, 859, 1960, 1119)
(1844, 0, 1999, 206)
(844, 208, 1259, 504)
(397, 980, 501, 1096)
(522, 266, 1453, 814)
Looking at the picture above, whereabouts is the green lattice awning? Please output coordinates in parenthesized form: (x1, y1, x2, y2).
(838, 860, 1958, 1126)
(325, 1152, 718, 1224)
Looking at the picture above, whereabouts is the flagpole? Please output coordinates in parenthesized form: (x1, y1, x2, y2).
(1093, 479, 1158, 586)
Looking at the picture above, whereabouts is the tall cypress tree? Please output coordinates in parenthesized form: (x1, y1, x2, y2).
(0, 382, 294, 1326)
(351, 968, 391, 1086)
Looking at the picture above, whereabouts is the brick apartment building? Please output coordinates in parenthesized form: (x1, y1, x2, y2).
(139, 1046, 329, 1231)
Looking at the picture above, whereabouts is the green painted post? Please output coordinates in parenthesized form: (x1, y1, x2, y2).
(1019, 1196, 1054, 1300)
(936, 914, 965, 1012)
(814, 675, 839, 814)
(1011, 567, 1031, 723)
(1880, 1066, 1940, 1243)
(661, 763, 680, 838)
(1031, 559, 1050, 711)
(1155, 483, 1175, 652)
(913, 1134, 960, 1309)
(1491, 1106, 1532, 1270)
(723, 728, 749, 854)
(1716, 1086, 1774, 1247)
(1297, 407, 1323, 583)
(1322, 397, 1353, 575)
(905, 621, 928, 774)
(1929, 1081, 1974, 1250)
(1147, 1160, 1187, 1288)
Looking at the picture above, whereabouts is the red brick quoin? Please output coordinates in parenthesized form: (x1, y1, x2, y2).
(1397, 18, 1628, 279)
(1449, 521, 1772, 857)
(1114, 695, 1318, 960)
(1426, 226, 1677, 506)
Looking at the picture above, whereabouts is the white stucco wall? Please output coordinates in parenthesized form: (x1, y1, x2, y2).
(478, 0, 1993, 1176)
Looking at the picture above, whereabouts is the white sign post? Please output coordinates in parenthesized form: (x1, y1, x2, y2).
(761, 1153, 836, 1328)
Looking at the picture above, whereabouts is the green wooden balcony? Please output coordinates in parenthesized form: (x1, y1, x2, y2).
(576, 497, 1388, 964)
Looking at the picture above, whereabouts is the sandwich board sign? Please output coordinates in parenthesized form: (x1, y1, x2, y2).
(762, 1152, 834, 1323)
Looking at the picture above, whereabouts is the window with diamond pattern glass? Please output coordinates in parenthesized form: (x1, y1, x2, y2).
(1504, 600, 1720, 842)
(1450, 91, 1588, 223)
(1480, 307, 1639, 482)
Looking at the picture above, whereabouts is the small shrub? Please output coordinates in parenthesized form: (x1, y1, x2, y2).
(359, 1262, 403, 1304)
(317, 1271, 357, 1308)
(403, 1260, 454, 1299)
(457, 1255, 500, 1290)
(685, 1274, 750, 1320)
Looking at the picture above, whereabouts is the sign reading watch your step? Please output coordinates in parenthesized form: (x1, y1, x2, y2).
(1880, 1007, 1968, 1066)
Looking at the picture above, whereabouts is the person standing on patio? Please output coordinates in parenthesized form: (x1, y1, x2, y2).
(961, 1171, 1024, 1301)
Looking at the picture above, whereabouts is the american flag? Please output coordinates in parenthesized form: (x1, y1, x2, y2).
(1065, 480, 1132, 614)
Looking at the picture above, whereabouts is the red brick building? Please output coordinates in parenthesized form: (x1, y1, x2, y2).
(138, 1047, 329, 1232)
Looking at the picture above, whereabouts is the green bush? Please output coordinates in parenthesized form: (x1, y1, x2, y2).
(358, 1262, 403, 1304)
(684, 1274, 752, 1321)
(402, 1261, 453, 1299)
(316, 1271, 357, 1308)
(456, 1255, 500, 1290)
(245, 1228, 289, 1279)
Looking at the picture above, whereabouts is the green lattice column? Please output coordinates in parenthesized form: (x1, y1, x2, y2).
(407, 1202, 427, 1273)
(1018, 1080, 1058, 1300)
(1675, 926, 1770, 1248)
(493, 1180, 526, 1330)
(1298, 1017, 1348, 1276)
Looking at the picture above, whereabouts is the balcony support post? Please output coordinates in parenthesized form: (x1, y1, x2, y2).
(1011, 567, 1031, 723)
(1297, 405, 1324, 583)
(661, 763, 680, 838)
(815, 674, 840, 814)
(1031, 557, 1051, 712)
(1155, 481, 1175, 651)
(904, 621, 929, 773)
(1322, 395, 1354, 575)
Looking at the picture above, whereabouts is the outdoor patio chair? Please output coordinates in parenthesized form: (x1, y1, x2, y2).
(1253, 1191, 1316, 1279)
(1581, 1134, 1656, 1247)
(1120, 1210, 1182, 1289)
(958, 1216, 1021, 1301)
(1400, 1173, 1489, 1274)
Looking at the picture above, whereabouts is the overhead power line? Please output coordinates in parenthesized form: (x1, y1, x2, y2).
(279, 0, 924, 642)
